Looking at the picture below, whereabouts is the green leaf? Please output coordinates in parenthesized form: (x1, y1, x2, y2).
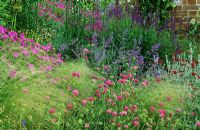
(78, 118, 82, 124)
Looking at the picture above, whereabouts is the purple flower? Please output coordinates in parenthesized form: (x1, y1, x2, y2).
(46, 65, 52, 71)
(22, 50, 29, 57)
(9, 70, 17, 78)
(21, 120, 26, 127)
(28, 64, 34, 69)
(13, 52, 19, 58)
(31, 48, 39, 55)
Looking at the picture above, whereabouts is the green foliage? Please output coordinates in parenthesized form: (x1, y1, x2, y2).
(139, 0, 176, 25)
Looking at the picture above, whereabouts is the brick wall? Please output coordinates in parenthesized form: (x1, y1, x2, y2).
(133, 0, 200, 30)
(170, 0, 200, 30)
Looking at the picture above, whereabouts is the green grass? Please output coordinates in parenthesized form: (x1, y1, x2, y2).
(0, 42, 102, 129)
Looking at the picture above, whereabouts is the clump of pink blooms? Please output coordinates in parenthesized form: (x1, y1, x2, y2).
(0, 25, 63, 78)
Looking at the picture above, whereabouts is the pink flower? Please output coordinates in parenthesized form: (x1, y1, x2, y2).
(150, 106, 155, 112)
(106, 109, 112, 114)
(176, 108, 181, 113)
(124, 125, 129, 129)
(158, 109, 166, 118)
(27, 64, 34, 69)
(192, 112, 196, 116)
(117, 95, 123, 101)
(49, 108, 56, 114)
(131, 105, 138, 112)
(118, 79, 127, 84)
(196, 122, 200, 128)
(103, 65, 108, 70)
(23, 88, 29, 94)
(159, 102, 164, 107)
(83, 48, 90, 54)
(141, 81, 147, 86)
(72, 90, 79, 96)
(102, 87, 108, 94)
(81, 100, 87, 106)
(9, 70, 17, 78)
(72, 72, 81, 78)
(116, 123, 121, 127)
(134, 79, 139, 83)
(67, 103, 73, 110)
(119, 111, 127, 116)
(166, 96, 172, 102)
(13, 52, 19, 58)
(112, 111, 117, 117)
(132, 66, 138, 70)
(22, 50, 29, 57)
(31, 48, 39, 55)
(132, 120, 139, 127)
(87, 96, 94, 102)
(46, 65, 52, 71)
(105, 80, 113, 86)
(124, 106, 129, 111)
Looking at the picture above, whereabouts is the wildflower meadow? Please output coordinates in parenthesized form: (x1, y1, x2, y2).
(0, 0, 199, 130)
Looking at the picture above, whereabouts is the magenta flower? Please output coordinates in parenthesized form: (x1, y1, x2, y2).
(119, 111, 127, 116)
(83, 48, 90, 54)
(105, 80, 113, 86)
(159, 102, 164, 107)
(31, 48, 39, 55)
(106, 109, 112, 114)
(124, 106, 129, 111)
(67, 103, 73, 110)
(196, 122, 200, 128)
(46, 65, 52, 71)
(117, 95, 123, 101)
(87, 97, 94, 102)
(81, 99, 87, 106)
(158, 109, 166, 118)
(150, 106, 155, 112)
(166, 96, 172, 102)
(134, 79, 139, 83)
(72, 90, 79, 96)
(72, 72, 81, 78)
(27, 64, 34, 69)
(132, 120, 139, 127)
(131, 105, 138, 112)
(103, 65, 108, 70)
(49, 108, 56, 114)
(22, 50, 29, 57)
(112, 111, 117, 117)
(118, 79, 127, 84)
(9, 70, 17, 78)
(13, 52, 19, 58)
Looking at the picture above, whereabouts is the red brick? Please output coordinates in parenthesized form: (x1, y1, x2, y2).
(188, 11, 197, 16)
(175, 5, 183, 10)
(187, 0, 196, 4)
(183, 5, 198, 10)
